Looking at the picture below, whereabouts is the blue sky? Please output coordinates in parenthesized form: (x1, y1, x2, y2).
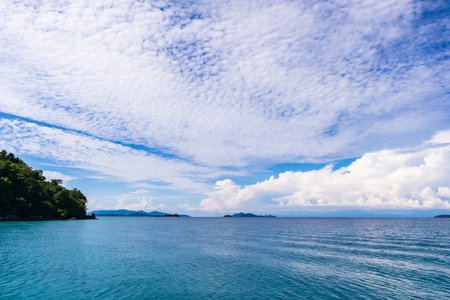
(0, 0, 449, 216)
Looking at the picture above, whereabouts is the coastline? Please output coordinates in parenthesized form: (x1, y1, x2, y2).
(0, 214, 97, 222)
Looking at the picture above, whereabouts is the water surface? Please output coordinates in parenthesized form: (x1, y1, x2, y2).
(1, 217, 449, 299)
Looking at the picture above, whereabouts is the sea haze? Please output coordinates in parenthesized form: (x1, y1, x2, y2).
(1, 218, 449, 299)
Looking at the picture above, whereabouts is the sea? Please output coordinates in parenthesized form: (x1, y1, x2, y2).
(1, 217, 449, 299)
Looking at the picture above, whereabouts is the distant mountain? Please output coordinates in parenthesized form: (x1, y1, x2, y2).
(89, 209, 190, 217)
(434, 214, 450, 218)
(130, 210, 167, 216)
(231, 212, 276, 218)
(89, 209, 138, 216)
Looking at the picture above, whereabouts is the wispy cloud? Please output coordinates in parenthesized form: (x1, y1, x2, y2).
(0, 118, 212, 192)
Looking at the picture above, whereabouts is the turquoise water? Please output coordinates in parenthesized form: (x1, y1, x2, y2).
(1, 217, 449, 299)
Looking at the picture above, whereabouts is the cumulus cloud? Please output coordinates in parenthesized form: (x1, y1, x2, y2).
(428, 131, 450, 145)
(200, 139, 450, 212)
(0, 0, 448, 168)
(114, 194, 167, 212)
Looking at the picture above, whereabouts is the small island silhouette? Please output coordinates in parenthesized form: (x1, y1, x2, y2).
(434, 214, 450, 218)
(224, 212, 276, 217)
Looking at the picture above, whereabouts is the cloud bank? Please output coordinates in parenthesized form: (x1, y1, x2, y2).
(201, 135, 450, 212)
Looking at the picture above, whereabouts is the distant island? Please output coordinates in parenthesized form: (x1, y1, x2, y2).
(0, 150, 94, 221)
(224, 212, 276, 218)
(434, 214, 450, 218)
(89, 209, 190, 217)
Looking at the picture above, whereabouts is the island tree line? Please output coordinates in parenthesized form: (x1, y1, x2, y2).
(0, 150, 88, 220)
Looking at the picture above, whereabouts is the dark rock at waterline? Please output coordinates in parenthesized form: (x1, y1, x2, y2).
(4, 215, 19, 221)
(154, 214, 180, 217)
(76, 213, 96, 220)
(0, 213, 96, 222)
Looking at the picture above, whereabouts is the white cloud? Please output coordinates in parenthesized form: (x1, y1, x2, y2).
(0, 0, 448, 168)
(176, 203, 198, 212)
(114, 193, 167, 212)
(428, 131, 450, 145)
(131, 189, 151, 195)
(85, 196, 104, 211)
(0, 0, 448, 214)
(0, 118, 213, 193)
(200, 139, 450, 212)
(42, 170, 75, 185)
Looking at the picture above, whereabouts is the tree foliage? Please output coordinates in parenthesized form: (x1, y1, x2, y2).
(0, 150, 87, 219)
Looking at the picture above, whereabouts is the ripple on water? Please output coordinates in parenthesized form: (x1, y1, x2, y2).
(0, 218, 449, 299)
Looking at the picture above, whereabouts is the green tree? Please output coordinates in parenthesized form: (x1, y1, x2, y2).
(0, 151, 88, 220)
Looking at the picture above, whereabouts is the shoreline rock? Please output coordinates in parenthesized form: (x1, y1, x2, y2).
(0, 213, 97, 222)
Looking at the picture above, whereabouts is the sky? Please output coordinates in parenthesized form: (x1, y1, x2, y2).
(0, 0, 449, 216)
